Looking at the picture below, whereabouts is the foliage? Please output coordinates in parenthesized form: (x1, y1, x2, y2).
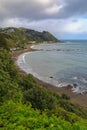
(23, 86, 58, 110)
(0, 33, 9, 50)
(0, 101, 87, 130)
(61, 93, 70, 100)
(59, 100, 87, 119)
(19, 74, 58, 110)
(0, 50, 20, 104)
(0, 27, 59, 48)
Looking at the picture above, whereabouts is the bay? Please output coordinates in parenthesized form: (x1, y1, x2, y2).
(17, 41, 87, 94)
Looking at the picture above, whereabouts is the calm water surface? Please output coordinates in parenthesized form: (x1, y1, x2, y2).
(18, 41, 87, 94)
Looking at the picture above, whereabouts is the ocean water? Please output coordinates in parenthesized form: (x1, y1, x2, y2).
(17, 41, 87, 94)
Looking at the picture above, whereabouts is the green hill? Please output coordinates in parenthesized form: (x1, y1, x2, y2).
(0, 29, 87, 129)
(0, 27, 59, 48)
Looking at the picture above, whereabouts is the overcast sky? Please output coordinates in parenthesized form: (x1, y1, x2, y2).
(0, 0, 87, 39)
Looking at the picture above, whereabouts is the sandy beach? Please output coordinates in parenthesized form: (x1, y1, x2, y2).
(11, 45, 87, 109)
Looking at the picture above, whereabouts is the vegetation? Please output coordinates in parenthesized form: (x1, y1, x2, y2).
(0, 33, 9, 50)
(0, 35, 87, 129)
(0, 101, 87, 130)
(0, 27, 59, 48)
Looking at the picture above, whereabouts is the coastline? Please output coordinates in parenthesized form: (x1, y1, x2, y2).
(12, 45, 87, 109)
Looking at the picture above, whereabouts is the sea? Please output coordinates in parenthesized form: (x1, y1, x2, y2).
(17, 40, 87, 94)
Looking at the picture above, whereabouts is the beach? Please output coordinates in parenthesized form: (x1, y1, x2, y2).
(12, 45, 87, 109)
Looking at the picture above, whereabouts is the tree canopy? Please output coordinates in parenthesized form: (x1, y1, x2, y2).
(0, 33, 9, 49)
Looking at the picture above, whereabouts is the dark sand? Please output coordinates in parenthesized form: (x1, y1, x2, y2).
(11, 45, 87, 109)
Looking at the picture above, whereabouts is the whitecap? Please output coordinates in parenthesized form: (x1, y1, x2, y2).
(30, 45, 34, 49)
(72, 76, 78, 80)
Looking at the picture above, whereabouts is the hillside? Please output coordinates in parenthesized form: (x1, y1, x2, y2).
(0, 27, 59, 48)
(0, 33, 87, 129)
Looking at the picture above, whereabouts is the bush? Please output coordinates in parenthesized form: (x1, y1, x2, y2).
(23, 86, 57, 110)
(0, 101, 87, 130)
(0, 33, 9, 50)
(61, 93, 70, 100)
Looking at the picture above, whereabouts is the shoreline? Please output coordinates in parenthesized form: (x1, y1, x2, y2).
(12, 45, 87, 109)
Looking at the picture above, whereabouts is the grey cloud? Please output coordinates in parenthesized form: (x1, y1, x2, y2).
(60, 0, 87, 18)
(0, 0, 87, 40)
(0, 0, 42, 19)
(0, 0, 56, 21)
(0, 0, 87, 25)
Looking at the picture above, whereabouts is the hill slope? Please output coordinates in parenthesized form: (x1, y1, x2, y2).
(0, 49, 87, 130)
(0, 32, 87, 129)
(0, 27, 59, 47)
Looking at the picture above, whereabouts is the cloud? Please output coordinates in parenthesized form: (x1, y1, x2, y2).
(63, 0, 87, 17)
(62, 18, 87, 34)
(36, 0, 52, 5)
(45, 4, 63, 15)
(0, 0, 62, 20)
(4, 17, 87, 35)
(0, 0, 87, 39)
(0, 0, 87, 21)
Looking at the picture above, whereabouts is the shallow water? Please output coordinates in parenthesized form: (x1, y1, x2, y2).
(17, 41, 87, 94)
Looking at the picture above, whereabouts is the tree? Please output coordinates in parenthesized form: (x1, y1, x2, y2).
(0, 33, 9, 50)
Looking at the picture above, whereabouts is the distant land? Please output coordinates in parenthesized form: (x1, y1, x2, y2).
(0, 27, 60, 48)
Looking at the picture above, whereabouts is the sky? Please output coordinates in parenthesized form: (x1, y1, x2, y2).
(0, 0, 87, 39)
